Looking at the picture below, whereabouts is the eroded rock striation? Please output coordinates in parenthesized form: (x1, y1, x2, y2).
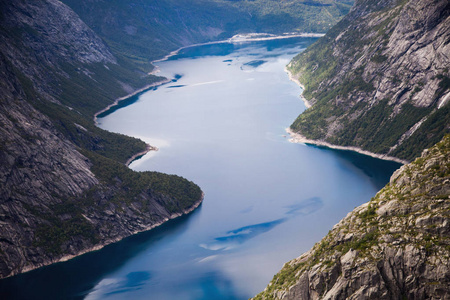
(0, 0, 202, 279)
(254, 135, 450, 300)
(288, 0, 450, 162)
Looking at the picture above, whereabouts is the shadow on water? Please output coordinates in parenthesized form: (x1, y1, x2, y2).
(169, 43, 237, 60)
(311, 145, 402, 190)
(96, 74, 183, 119)
(0, 207, 202, 300)
(96, 88, 154, 119)
(202, 197, 324, 251)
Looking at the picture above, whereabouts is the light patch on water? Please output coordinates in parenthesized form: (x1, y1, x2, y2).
(199, 243, 234, 251)
(85, 272, 151, 299)
(85, 278, 120, 300)
(190, 80, 225, 87)
(198, 255, 220, 263)
(127, 136, 170, 169)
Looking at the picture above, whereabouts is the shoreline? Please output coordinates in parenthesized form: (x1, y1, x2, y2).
(93, 77, 171, 125)
(284, 66, 312, 108)
(95, 32, 323, 124)
(94, 32, 325, 167)
(13, 194, 204, 279)
(153, 32, 325, 63)
(283, 64, 408, 165)
(286, 128, 408, 165)
(125, 144, 159, 167)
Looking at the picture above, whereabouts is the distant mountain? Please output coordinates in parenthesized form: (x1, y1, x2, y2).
(62, 0, 354, 70)
(287, 0, 449, 162)
(254, 134, 450, 299)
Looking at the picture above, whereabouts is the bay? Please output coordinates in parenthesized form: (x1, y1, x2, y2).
(0, 37, 400, 300)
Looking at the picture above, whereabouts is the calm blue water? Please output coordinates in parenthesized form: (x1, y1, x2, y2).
(0, 37, 400, 300)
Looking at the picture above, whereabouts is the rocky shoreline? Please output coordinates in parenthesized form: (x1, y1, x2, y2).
(125, 144, 159, 167)
(16, 194, 204, 277)
(254, 135, 450, 299)
(286, 128, 408, 165)
(284, 66, 311, 108)
(93, 77, 172, 125)
(284, 67, 408, 165)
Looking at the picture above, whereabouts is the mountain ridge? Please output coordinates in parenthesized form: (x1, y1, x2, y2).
(287, 0, 450, 162)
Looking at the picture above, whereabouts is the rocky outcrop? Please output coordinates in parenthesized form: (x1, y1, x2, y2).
(254, 135, 450, 300)
(0, 0, 202, 279)
(288, 0, 450, 162)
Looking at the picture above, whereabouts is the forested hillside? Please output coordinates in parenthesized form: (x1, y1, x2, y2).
(0, 0, 353, 278)
(288, 0, 449, 162)
(253, 0, 450, 298)
(62, 0, 353, 71)
(0, 0, 203, 278)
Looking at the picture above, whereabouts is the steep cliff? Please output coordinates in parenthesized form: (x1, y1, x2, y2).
(0, 0, 202, 279)
(254, 135, 450, 300)
(288, 0, 450, 162)
(0, 0, 355, 280)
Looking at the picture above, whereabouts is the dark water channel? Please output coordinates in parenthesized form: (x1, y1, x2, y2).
(0, 37, 400, 300)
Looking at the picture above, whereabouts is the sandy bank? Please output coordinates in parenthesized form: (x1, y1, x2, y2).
(286, 128, 408, 164)
(284, 66, 312, 108)
(125, 144, 159, 167)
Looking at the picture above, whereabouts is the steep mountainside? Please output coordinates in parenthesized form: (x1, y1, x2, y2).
(0, 0, 354, 280)
(0, 0, 202, 279)
(62, 0, 353, 70)
(288, 0, 450, 162)
(254, 135, 450, 300)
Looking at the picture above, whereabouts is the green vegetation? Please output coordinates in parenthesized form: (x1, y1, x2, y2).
(287, 0, 449, 161)
(26, 200, 99, 255)
(84, 151, 203, 213)
(2, 0, 357, 267)
(62, 0, 353, 69)
(4, 1, 209, 256)
(391, 103, 450, 161)
(254, 135, 450, 299)
(29, 148, 202, 254)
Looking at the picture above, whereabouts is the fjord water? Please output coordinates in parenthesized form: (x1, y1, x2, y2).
(1, 38, 400, 300)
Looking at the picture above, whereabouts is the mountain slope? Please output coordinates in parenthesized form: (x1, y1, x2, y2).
(0, 0, 202, 279)
(61, 0, 354, 70)
(254, 135, 450, 299)
(0, 0, 354, 279)
(287, 0, 450, 162)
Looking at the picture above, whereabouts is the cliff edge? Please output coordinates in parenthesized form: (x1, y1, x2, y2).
(288, 0, 450, 162)
(254, 135, 450, 299)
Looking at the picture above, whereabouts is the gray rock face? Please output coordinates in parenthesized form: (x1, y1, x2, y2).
(0, 0, 203, 279)
(288, 0, 450, 161)
(253, 135, 450, 300)
(0, 0, 116, 103)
